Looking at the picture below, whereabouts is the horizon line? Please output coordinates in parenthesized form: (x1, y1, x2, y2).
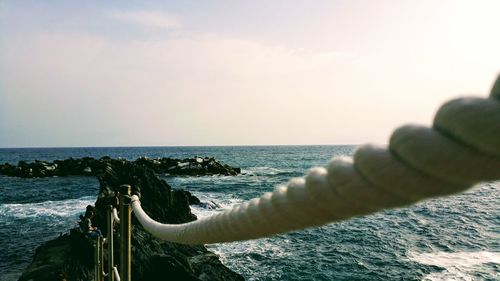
(0, 143, 372, 149)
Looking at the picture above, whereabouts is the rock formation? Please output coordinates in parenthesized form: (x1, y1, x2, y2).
(18, 158, 244, 281)
(0, 156, 241, 178)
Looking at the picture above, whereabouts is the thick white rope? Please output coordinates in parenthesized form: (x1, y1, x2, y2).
(113, 267, 120, 281)
(131, 76, 500, 245)
(113, 208, 120, 224)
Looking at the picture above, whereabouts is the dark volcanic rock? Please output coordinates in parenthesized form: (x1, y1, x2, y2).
(134, 156, 241, 176)
(186, 191, 202, 205)
(19, 229, 94, 281)
(0, 156, 241, 178)
(18, 159, 244, 281)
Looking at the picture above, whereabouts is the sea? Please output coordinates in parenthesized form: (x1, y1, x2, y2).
(0, 146, 498, 281)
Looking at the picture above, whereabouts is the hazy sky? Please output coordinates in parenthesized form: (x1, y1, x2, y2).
(1, 0, 499, 147)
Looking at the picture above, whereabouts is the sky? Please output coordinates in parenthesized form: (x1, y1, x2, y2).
(1, 0, 499, 147)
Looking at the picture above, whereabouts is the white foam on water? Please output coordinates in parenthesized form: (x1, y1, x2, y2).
(408, 251, 500, 281)
(422, 267, 480, 281)
(209, 237, 292, 261)
(207, 237, 292, 281)
(190, 192, 244, 219)
(206, 237, 290, 281)
(0, 196, 95, 220)
(242, 166, 286, 176)
(188, 191, 289, 280)
(168, 175, 240, 187)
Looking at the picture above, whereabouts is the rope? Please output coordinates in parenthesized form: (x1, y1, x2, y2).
(113, 267, 120, 281)
(131, 76, 500, 245)
(113, 208, 120, 224)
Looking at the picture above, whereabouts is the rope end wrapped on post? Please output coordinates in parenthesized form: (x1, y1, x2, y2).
(129, 75, 500, 245)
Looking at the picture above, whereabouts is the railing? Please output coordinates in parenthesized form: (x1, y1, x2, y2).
(107, 204, 117, 281)
(93, 186, 128, 281)
(94, 75, 500, 281)
(93, 236, 104, 281)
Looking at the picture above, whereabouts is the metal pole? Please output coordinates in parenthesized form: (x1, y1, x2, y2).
(94, 236, 104, 281)
(94, 238, 99, 281)
(107, 206, 115, 281)
(119, 184, 132, 281)
(99, 236, 104, 281)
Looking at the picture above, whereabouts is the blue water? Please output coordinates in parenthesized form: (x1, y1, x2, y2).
(0, 146, 498, 281)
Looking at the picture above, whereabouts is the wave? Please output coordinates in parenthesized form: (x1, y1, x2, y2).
(190, 192, 244, 219)
(209, 237, 292, 260)
(408, 251, 500, 280)
(0, 196, 95, 220)
(241, 166, 288, 176)
(188, 191, 289, 280)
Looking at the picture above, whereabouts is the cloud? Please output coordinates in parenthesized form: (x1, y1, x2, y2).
(2, 2, 499, 147)
(108, 10, 180, 29)
(4, 30, 477, 147)
(0, 31, 366, 146)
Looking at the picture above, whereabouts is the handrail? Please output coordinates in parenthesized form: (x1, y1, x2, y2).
(93, 236, 104, 281)
(119, 185, 132, 281)
(95, 206, 121, 281)
(97, 75, 500, 280)
(107, 206, 116, 281)
(129, 75, 500, 245)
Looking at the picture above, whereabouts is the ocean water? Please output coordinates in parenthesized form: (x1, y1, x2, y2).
(0, 146, 498, 281)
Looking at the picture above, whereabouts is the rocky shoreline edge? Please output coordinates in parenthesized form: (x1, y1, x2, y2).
(0, 156, 241, 178)
(12, 157, 244, 281)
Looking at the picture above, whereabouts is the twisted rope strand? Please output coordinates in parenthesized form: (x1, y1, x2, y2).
(113, 208, 120, 224)
(131, 76, 500, 245)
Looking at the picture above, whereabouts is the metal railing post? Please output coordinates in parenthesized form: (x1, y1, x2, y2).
(119, 184, 132, 281)
(99, 236, 104, 281)
(94, 238, 99, 281)
(94, 236, 103, 281)
(107, 206, 115, 281)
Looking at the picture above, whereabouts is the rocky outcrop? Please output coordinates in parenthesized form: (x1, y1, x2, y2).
(0, 156, 241, 178)
(18, 158, 244, 281)
(134, 156, 241, 176)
